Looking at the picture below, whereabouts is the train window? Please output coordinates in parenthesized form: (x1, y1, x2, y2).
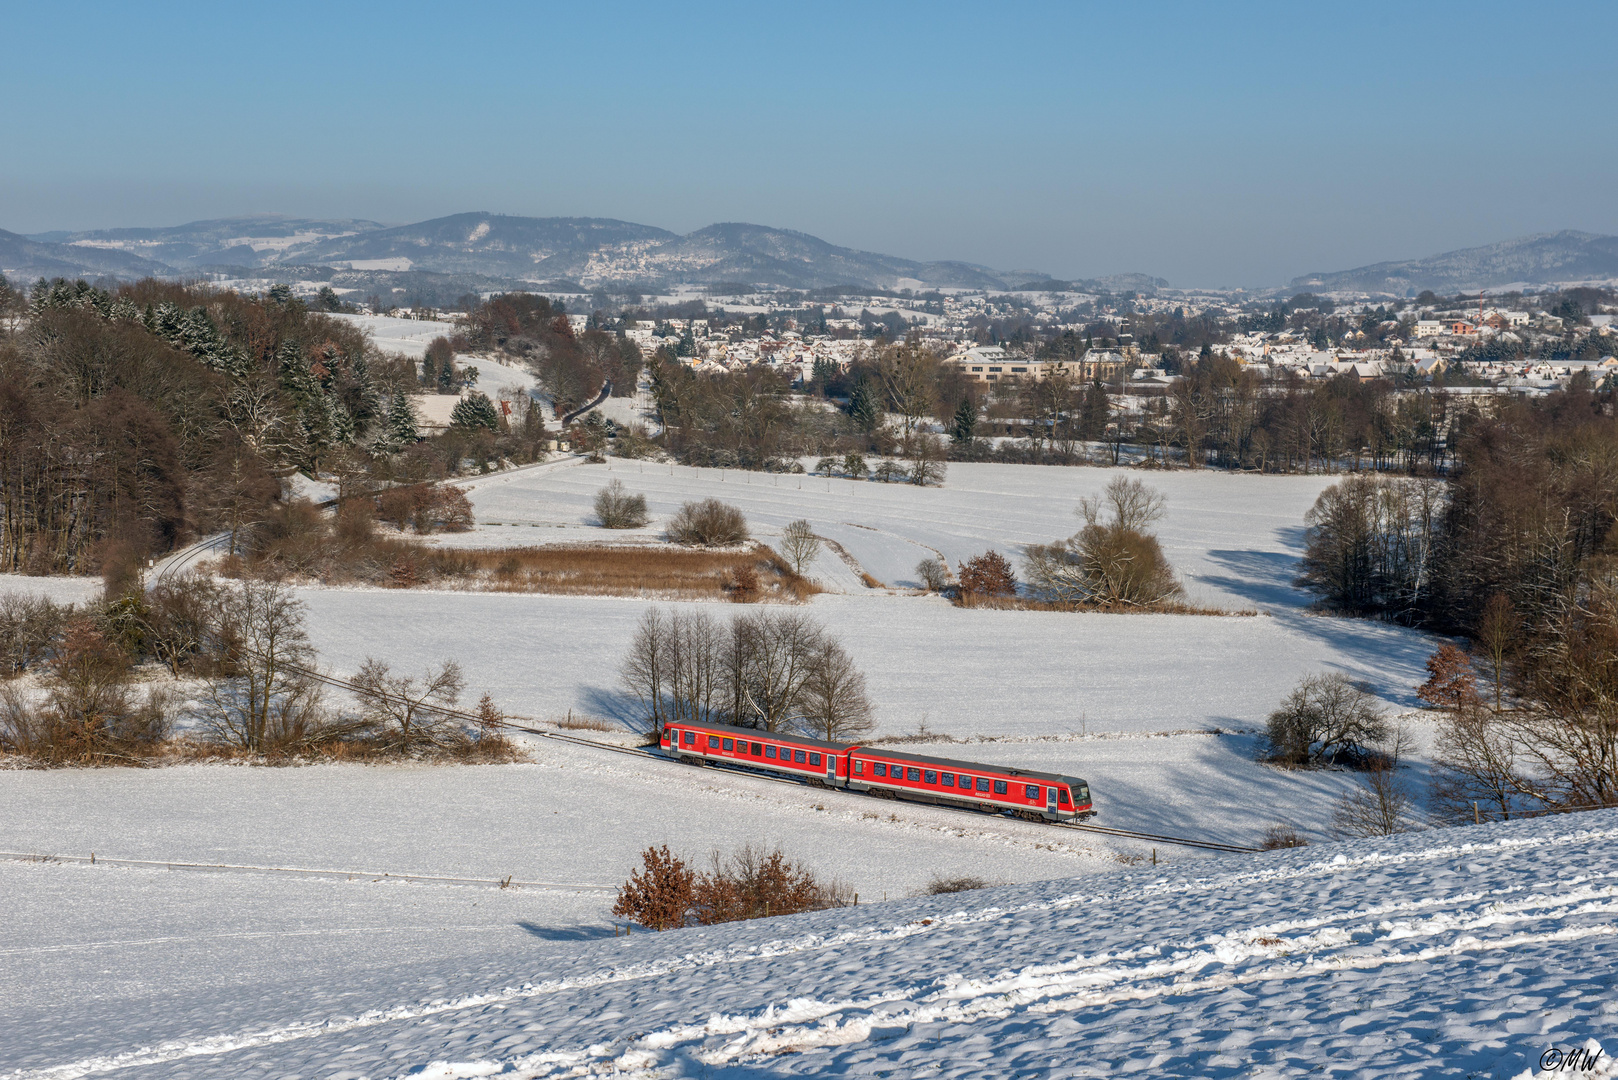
(993, 780, 1008, 795)
(924, 771, 938, 784)
(765, 745, 777, 758)
(794, 749, 807, 763)
(722, 738, 734, 751)
(906, 768, 921, 782)
(750, 742, 762, 755)
(1058, 789, 1070, 804)
(708, 735, 719, 748)
(810, 753, 822, 767)
(873, 763, 887, 777)
(975, 777, 990, 792)
(941, 773, 954, 787)
(1026, 785, 1040, 800)
(683, 730, 696, 746)
(854, 761, 864, 774)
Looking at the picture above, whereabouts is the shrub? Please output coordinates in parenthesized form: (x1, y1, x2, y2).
(692, 845, 847, 924)
(1023, 477, 1181, 607)
(667, 499, 749, 546)
(925, 875, 991, 894)
(0, 594, 70, 678)
(958, 551, 1017, 599)
(375, 483, 475, 534)
(915, 558, 949, 592)
(1259, 825, 1308, 850)
(613, 845, 696, 931)
(594, 479, 650, 529)
(0, 619, 173, 764)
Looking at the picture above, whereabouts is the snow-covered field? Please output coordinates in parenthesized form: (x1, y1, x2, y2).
(4, 463, 1509, 1077)
(4, 809, 1613, 1078)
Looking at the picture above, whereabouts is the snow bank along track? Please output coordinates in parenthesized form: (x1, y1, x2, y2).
(279, 659, 1258, 855)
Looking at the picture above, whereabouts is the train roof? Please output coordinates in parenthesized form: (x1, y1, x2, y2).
(849, 744, 1083, 786)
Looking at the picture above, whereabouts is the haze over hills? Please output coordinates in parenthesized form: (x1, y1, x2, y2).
(1290, 230, 1618, 296)
(9, 212, 1618, 298)
(10, 212, 1143, 293)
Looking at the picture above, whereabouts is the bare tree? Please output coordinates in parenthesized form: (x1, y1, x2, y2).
(1261, 673, 1390, 767)
(622, 606, 868, 737)
(1474, 592, 1518, 713)
(1430, 702, 1524, 822)
(733, 610, 822, 732)
(779, 520, 820, 576)
(350, 658, 467, 750)
(1024, 477, 1181, 607)
(915, 558, 949, 592)
(195, 581, 328, 753)
(1333, 720, 1420, 837)
(1080, 475, 1166, 533)
(875, 343, 939, 454)
(800, 636, 874, 741)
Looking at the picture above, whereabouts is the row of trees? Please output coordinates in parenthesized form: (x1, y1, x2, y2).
(0, 577, 512, 763)
(620, 607, 873, 741)
(0, 276, 561, 576)
(1293, 384, 1618, 819)
(457, 293, 638, 413)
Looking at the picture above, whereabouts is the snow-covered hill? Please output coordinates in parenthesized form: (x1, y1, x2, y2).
(1290, 230, 1618, 296)
(4, 810, 1612, 1078)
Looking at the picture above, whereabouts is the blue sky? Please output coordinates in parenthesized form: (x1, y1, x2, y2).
(4, 0, 1614, 287)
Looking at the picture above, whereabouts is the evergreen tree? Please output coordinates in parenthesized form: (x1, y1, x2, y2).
(437, 354, 457, 393)
(422, 355, 436, 387)
(1079, 380, 1111, 440)
(386, 392, 420, 445)
(950, 397, 977, 443)
(848, 378, 880, 432)
(451, 392, 500, 431)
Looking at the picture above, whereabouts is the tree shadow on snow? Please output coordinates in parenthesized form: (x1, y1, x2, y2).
(579, 685, 647, 732)
(514, 921, 615, 942)
(1199, 528, 1311, 611)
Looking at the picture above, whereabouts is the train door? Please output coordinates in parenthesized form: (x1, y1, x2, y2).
(1046, 785, 1058, 817)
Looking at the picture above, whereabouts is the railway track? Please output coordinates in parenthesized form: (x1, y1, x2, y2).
(282, 659, 1259, 855)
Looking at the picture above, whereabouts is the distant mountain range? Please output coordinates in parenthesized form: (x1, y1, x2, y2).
(10, 212, 1617, 299)
(1290, 231, 1618, 296)
(3, 212, 1161, 294)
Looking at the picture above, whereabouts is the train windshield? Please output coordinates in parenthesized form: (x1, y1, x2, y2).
(1071, 783, 1090, 804)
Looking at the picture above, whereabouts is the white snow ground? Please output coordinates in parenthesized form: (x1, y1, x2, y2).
(3, 810, 1613, 1079)
(1, 464, 1497, 1078)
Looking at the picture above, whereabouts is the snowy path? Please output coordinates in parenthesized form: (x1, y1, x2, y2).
(6, 812, 1613, 1079)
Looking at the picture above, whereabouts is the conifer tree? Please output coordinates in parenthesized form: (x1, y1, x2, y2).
(386, 392, 419, 445)
(451, 392, 500, 431)
(951, 397, 977, 443)
(849, 378, 879, 432)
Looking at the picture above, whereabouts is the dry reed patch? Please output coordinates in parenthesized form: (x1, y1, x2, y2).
(435, 543, 819, 602)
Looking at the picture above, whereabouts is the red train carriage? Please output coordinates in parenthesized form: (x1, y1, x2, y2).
(661, 720, 844, 785)
(659, 720, 1093, 822)
(846, 745, 1091, 821)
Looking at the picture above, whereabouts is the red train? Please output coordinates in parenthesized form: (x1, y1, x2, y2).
(659, 719, 1094, 822)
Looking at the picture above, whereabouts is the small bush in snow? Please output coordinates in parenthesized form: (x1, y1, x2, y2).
(667, 499, 749, 546)
(594, 479, 649, 529)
